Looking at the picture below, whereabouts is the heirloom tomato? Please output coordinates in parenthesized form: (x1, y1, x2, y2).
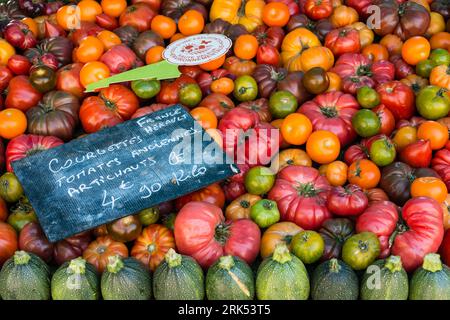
(7, 54, 31, 75)
(357, 197, 444, 272)
(280, 28, 321, 72)
(320, 160, 348, 187)
(175, 183, 225, 211)
(269, 90, 298, 119)
(291, 230, 324, 264)
(0, 172, 24, 203)
(376, 81, 415, 121)
(260, 221, 302, 258)
(432, 148, 450, 190)
(138, 207, 160, 226)
(373, 104, 395, 136)
(79, 61, 110, 88)
(280, 113, 312, 145)
(0, 222, 17, 266)
(233, 75, 258, 102)
(56, 63, 84, 98)
(238, 98, 272, 123)
(100, 44, 143, 74)
(131, 224, 175, 271)
(417, 121, 449, 150)
(306, 130, 340, 164)
(401, 36, 431, 65)
(348, 159, 381, 189)
(298, 91, 359, 146)
(107, 215, 142, 243)
(368, 136, 396, 167)
(250, 199, 280, 228)
(209, 0, 265, 32)
(225, 193, 262, 220)
(0, 108, 27, 140)
(53, 231, 91, 265)
(244, 166, 275, 195)
(83, 236, 128, 272)
(268, 165, 331, 230)
(174, 201, 261, 268)
(342, 231, 380, 270)
(327, 184, 368, 217)
(399, 139, 432, 168)
(271, 148, 312, 172)
(302, 67, 329, 95)
(80, 84, 139, 133)
(119, 3, 156, 32)
(411, 177, 448, 203)
(330, 5, 358, 28)
(5, 75, 42, 111)
(318, 218, 354, 260)
(325, 27, 361, 56)
(18, 222, 53, 263)
(430, 65, 450, 90)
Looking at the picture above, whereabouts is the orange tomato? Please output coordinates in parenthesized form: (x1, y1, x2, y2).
(79, 61, 110, 88)
(151, 15, 177, 39)
(199, 54, 226, 71)
(21, 17, 38, 37)
(320, 160, 348, 187)
(326, 72, 342, 92)
(77, 0, 103, 22)
(76, 36, 105, 63)
(330, 5, 358, 27)
(0, 39, 15, 66)
(210, 77, 234, 95)
(97, 30, 121, 50)
(280, 113, 313, 145)
(234, 34, 259, 60)
(271, 148, 312, 172)
(170, 33, 185, 43)
(306, 130, 340, 164)
(262, 2, 290, 27)
(401, 36, 430, 65)
(205, 128, 223, 148)
(0, 108, 27, 140)
(145, 45, 165, 64)
(57, 5, 80, 30)
(101, 0, 127, 17)
(178, 10, 204, 36)
(362, 43, 389, 62)
(392, 126, 417, 151)
(430, 32, 450, 50)
(380, 34, 403, 56)
(411, 177, 448, 203)
(190, 107, 218, 130)
(417, 121, 449, 150)
(298, 46, 335, 72)
(348, 159, 380, 189)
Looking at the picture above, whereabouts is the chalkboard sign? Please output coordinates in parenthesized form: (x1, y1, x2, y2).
(12, 105, 238, 242)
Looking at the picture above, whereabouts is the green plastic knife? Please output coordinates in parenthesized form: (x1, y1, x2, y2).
(84, 60, 181, 93)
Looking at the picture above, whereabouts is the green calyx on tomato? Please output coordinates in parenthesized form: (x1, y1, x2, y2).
(179, 83, 202, 108)
(291, 230, 325, 264)
(250, 199, 280, 228)
(352, 109, 381, 137)
(0, 172, 24, 203)
(342, 231, 380, 270)
(369, 137, 396, 167)
(357, 86, 380, 109)
(233, 75, 258, 102)
(131, 79, 161, 99)
(269, 90, 298, 119)
(416, 85, 450, 120)
(244, 166, 275, 195)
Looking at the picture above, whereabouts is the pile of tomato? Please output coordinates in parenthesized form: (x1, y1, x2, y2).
(0, 0, 449, 284)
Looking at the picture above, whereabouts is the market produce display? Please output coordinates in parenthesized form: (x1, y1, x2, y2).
(0, 0, 450, 301)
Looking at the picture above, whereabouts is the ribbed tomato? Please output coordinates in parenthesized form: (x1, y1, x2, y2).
(83, 236, 129, 272)
(175, 183, 226, 210)
(174, 201, 261, 268)
(268, 165, 331, 230)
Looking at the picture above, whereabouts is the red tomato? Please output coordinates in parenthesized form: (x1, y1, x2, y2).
(0, 222, 17, 266)
(373, 104, 396, 136)
(304, 0, 333, 20)
(268, 165, 332, 230)
(399, 139, 432, 168)
(256, 44, 280, 66)
(119, 3, 156, 32)
(5, 75, 42, 112)
(376, 81, 415, 121)
(6, 134, 64, 172)
(100, 44, 143, 74)
(175, 183, 226, 211)
(7, 55, 31, 75)
(298, 91, 359, 146)
(56, 63, 84, 98)
(432, 148, 450, 190)
(327, 184, 369, 217)
(325, 27, 361, 56)
(79, 84, 139, 133)
(357, 198, 444, 272)
(0, 66, 13, 92)
(440, 229, 450, 267)
(174, 201, 261, 268)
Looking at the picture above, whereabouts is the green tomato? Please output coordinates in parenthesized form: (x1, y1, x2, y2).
(416, 85, 450, 120)
(250, 199, 280, 228)
(356, 86, 380, 109)
(291, 230, 325, 264)
(131, 79, 161, 99)
(342, 232, 380, 270)
(269, 90, 298, 119)
(429, 48, 450, 66)
(233, 75, 258, 102)
(161, 212, 177, 230)
(369, 137, 396, 167)
(244, 166, 275, 195)
(138, 206, 160, 226)
(0, 172, 24, 203)
(415, 59, 435, 78)
(351, 109, 381, 137)
(179, 83, 202, 107)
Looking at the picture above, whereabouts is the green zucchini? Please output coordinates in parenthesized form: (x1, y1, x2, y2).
(51, 257, 100, 300)
(153, 248, 204, 300)
(206, 255, 254, 300)
(410, 253, 450, 300)
(256, 243, 310, 300)
(101, 256, 152, 300)
(311, 258, 358, 300)
(360, 255, 408, 300)
(0, 251, 50, 300)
